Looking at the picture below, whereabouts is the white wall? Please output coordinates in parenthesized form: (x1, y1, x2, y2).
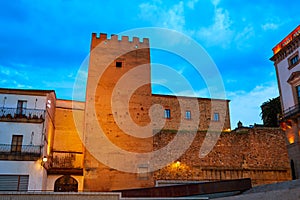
(0, 122, 44, 145)
(0, 160, 47, 191)
(277, 47, 300, 111)
(0, 92, 51, 191)
(0, 94, 46, 110)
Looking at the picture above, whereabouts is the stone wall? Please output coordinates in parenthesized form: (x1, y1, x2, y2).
(84, 33, 154, 191)
(154, 127, 291, 186)
(53, 100, 84, 152)
(152, 94, 231, 131)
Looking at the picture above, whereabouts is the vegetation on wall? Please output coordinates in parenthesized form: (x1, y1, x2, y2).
(260, 97, 282, 127)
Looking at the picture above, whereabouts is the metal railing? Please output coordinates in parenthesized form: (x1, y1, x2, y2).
(0, 107, 45, 121)
(50, 151, 83, 169)
(0, 144, 41, 156)
(282, 104, 300, 120)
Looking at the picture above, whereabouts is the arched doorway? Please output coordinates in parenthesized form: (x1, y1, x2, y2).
(54, 175, 78, 192)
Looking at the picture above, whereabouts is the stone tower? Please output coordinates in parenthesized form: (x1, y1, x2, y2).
(83, 33, 153, 191)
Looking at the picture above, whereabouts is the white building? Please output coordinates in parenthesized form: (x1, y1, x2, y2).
(0, 88, 56, 191)
(271, 25, 300, 179)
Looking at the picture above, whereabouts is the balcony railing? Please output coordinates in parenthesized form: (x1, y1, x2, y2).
(281, 104, 300, 120)
(0, 107, 45, 123)
(47, 151, 83, 175)
(0, 144, 41, 161)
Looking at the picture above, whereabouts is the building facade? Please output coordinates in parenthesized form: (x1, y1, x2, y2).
(79, 33, 290, 191)
(0, 88, 55, 191)
(45, 99, 84, 192)
(271, 25, 300, 179)
(84, 33, 154, 191)
(0, 32, 293, 192)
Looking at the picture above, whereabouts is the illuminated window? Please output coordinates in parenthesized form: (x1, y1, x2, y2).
(213, 113, 219, 121)
(164, 109, 171, 119)
(185, 110, 191, 120)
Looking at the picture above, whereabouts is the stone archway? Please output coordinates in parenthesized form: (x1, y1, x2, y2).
(54, 175, 78, 192)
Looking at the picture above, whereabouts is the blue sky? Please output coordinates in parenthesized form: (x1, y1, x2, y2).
(0, 0, 299, 128)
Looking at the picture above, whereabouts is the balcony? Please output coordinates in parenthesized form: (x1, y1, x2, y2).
(0, 107, 45, 123)
(281, 104, 300, 121)
(47, 151, 83, 175)
(0, 144, 41, 161)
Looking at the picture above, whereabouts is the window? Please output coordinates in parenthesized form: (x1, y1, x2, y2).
(164, 109, 171, 119)
(185, 110, 191, 120)
(137, 164, 149, 180)
(289, 53, 299, 69)
(291, 55, 299, 65)
(0, 175, 29, 191)
(11, 135, 23, 153)
(213, 113, 219, 121)
(16, 100, 27, 116)
(116, 61, 122, 68)
(296, 85, 300, 104)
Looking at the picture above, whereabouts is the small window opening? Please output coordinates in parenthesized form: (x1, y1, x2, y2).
(116, 61, 122, 68)
(185, 110, 191, 120)
(164, 109, 171, 119)
(213, 113, 219, 121)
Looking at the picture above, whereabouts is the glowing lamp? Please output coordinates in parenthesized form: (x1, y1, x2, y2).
(42, 156, 48, 162)
(288, 136, 295, 144)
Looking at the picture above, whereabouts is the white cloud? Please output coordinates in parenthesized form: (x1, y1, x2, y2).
(139, 1, 186, 32)
(186, 0, 199, 9)
(0, 65, 29, 81)
(234, 25, 255, 50)
(0, 67, 10, 76)
(196, 5, 233, 48)
(227, 82, 279, 128)
(16, 84, 32, 89)
(211, 0, 221, 6)
(138, 0, 236, 48)
(138, 2, 160, 21)
(261, 23, 279, 31)
(163, 2, 185, 32)
(175, 88, 209, 97)
(67, 72, 74, 78)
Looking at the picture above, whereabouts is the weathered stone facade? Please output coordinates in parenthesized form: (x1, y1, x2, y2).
(83, 33, 154, 191)
(151, 94, 231, 131)
(154, 127, 291, 186)
(52, 100, 84, 153)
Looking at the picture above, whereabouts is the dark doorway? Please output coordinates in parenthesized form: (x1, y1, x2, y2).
(291, 160, 297, 180)
(54, 175, 78, 192)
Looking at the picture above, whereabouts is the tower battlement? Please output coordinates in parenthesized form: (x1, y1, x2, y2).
(91, 33, 149, 50)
